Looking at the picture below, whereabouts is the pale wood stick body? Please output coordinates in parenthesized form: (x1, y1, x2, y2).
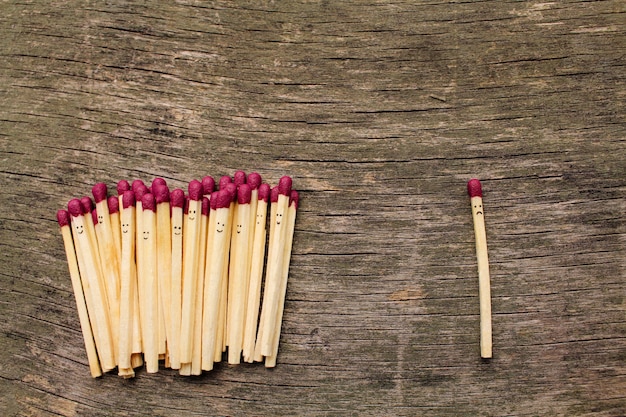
(215, 201, 234, 359)
(253, 197, 278, 362)
(266, 201, 297, 367)
(227, 202, 251, 364)
(135, 200, 148, 363)
(71, 215, 116, 372)
(118, 205, 136, 373)
(471, 195, 492, 359)
(226, 200, 237, 348)
(131, 259, 143, 356)
(243, 198, 268, 362)
(156, 201, 172, 358)
(60, 225, 102, 378)
(109, 210, 122, 269)
(258, 193, 290, 356)
(142, 207, 159, 372)
(191, 208, 208, 375)
(201, 207, 230, 371)
(180, 199, 202, 364)
(169, 206, 184, 369)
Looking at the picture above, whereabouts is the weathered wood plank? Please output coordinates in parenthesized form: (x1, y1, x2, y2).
(1, 1, 624, 416)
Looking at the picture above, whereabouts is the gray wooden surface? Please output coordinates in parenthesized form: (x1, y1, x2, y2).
(1, 1, 625, 416)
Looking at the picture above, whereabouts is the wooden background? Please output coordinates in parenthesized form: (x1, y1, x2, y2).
(1, 1, 624, 416)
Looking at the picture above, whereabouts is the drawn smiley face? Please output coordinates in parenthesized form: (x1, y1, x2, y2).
(75, 224, 84, 235)
(276, 212, 283, 225)
(122, 223, 130, 234)
(216, 221, 225, 233)
(143, 230, 150, 240)
(236, 224, 242, 234)
(188, 209, 197, 221)
(98, 214, 104, 224)
(173, 225, 182, 236)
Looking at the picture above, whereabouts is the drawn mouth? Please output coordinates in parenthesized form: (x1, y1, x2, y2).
(217, 229, 223, 233)
(189, 216, 195, 221)
(174, 231, 181, 235)
(77, 230, 84, 234)
(476, 211, 483, 215)
(123, 230, 128, 234)
(276, 222, 281, 225)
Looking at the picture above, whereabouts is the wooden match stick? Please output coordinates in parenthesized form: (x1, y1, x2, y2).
(92, 184, 122, 365)
(153, 181, 172, 361)
(216, 181, 236, 361)
(68, 199, 116, 372)
(227, 183, 253, 364)
(57, 210, 102, 378)
(117, 191, 137, 377)
(201, 189, 233, 371)
(468, 178, 492, 359)
(179, 180, 204, 365)
(266, 190, 298, 368)
(242, 183, 270, 362)
(168, 188, 185, 370)
(257, 176, 292, 357)
(141, 193, 159, 373)
(190, 196, 210, 375)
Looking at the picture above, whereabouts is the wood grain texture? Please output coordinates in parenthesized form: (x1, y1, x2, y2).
(1, 1, 624, 416)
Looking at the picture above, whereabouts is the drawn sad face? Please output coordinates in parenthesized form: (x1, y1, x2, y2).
(472, 201, 484, 216)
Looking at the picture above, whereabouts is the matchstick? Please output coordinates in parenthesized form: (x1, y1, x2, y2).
(56, 210, 102, 378)
(468, 178, 492, 359)
(68, 199, 116, 372)
(153, 181, 171, 361)
(108, 196, 122, 267)
(190, 196, 210, 375)
(201, 189, 233, 371)
(227, 184, 252, 364)
(133, 182, 150, 367)
(92, 184, 121, 365)
(117, 191, 137, 377)
(266, 190, 299, 368)
(168, 188, 185, 370)
(141, 193, 159, 373)
(179, 180, 204, 365)
(257, 176, 292, 357)
(242, 183, 270, 362)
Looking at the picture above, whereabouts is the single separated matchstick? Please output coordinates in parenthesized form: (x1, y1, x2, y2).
(153, 181, 172, 362)
(265, 190, 299, 368)
(56, 210, 102, 378)
(468, 178, 492, 359)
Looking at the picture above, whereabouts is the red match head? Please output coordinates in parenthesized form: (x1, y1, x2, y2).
(56, 209, 71, 227)
(237, 184, 252, 204)
(132, 179, 146, 193)
(170, 189, 185, 208)
(188, 180, 203, 201)
(68, 199, 84, 217)
(117, 180, 131, 195)
(233, 170, 246, 186)
(270, 186, 279, 203)
(219, 175, 232, 190)
(80, 197, 94, 214)
(202, 176, 216, 195)
(107, 196, 119, 214)
(92, 209, 100, 226)
(278, 176, 292, 196)
(92, 183, 108, 203)
(122, 190, 135, 209)
(210, 191, 219, 210)
(248, 172, 262, 190)
(258, 183, 270, 202)
(153, 184, 170, 204)
(467, 179, 483, 198)
(142, 193, 156, 212)
(290, 190, 299, 209)
(225, 183, 237, 202)
(214, 189, 232, 209)
(134, 184, 149, 203)
(202, 197, 210, 216)
(151, 178, 166, 192)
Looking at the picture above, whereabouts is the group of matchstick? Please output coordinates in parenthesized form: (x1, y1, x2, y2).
(56, 172, 298, 378)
